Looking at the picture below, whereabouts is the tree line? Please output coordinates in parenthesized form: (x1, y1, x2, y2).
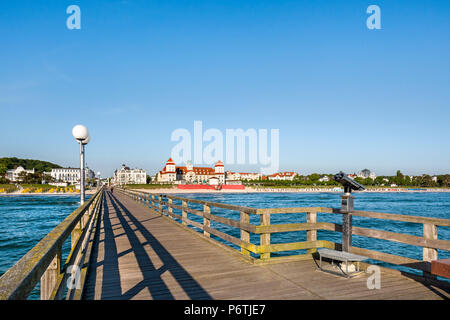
(243, 170, 450, 188)
(0, 157, 61, 174)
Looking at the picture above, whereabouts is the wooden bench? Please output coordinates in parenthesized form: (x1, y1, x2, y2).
(431, 259, 450, 278)
(317, 248, 368, 278)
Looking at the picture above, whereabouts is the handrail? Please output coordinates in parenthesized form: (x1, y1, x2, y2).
(119, 188, 450, 279)
(0, 188, 104, 300)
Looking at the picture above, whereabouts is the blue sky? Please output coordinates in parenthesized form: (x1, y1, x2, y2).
(0, 0, 449, 177)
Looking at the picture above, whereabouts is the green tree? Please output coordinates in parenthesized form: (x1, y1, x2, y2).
(395, 170, 405, 186)
(0, 164, 7, 176)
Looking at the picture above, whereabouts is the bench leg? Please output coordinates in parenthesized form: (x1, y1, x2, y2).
(320, 255, 322, 269)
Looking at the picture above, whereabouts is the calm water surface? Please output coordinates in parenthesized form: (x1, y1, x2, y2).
(1, 192, 449, 299)
(0, 195, 90, 299)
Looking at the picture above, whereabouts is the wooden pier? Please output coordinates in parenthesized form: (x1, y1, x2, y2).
(1, 188, 449, 300)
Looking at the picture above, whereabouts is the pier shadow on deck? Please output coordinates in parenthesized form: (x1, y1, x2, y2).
(83, 191, 211, 299)
(82, 191, 449, 300)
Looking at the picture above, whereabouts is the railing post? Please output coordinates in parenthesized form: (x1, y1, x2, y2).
(149, 195, 154, 212)
(40, 247, 61, 300)
(203, 204, 210, 237)
(342, 213, 352, 252)
(341, 194, 354, 252)
(260, 212, 271, 260)
(83, 202, 92, 227)
(168, 198, 173, 219)
(182, 200, 187, 226)
(158, 195, 163, 214)
(307, 211, 317, 254)
(71, 220, 82, 249)
(240, 211, 250, 256)
(423, 223, 438, 278)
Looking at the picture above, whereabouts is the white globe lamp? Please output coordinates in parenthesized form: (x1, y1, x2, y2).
(81, 134, 90, 145)
(72, 124, 90, 205)
(72, 125, 89, 142)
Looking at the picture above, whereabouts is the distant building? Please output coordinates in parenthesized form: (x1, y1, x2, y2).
(6, 166, 35, 182)
(113, 164, 147, 185)
(225, 171, 262, 181)
(432, 176, 438, 183)
(318, 176, 330, 182)
(49, 167, 95, 184)
(266, 172, 298, 181)
(358, 169, 377, 180)
(157, 158, 225, 184)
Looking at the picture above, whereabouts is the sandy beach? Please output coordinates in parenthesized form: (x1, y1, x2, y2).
(0, 189, 98, 196)
(2, 187, 449, 196)
(130, 187, 450, 194)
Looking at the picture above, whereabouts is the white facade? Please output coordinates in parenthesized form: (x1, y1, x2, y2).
(114, 165, 147, 185)
(266, 172, 298, 181)
(5, 166, 35, 182)
(157, 158, 225, 184)
(358, 169, 377, 180)
(319, 176, 330, 182)
(49, 168, 95, 184)
(225, 171, 262, 181)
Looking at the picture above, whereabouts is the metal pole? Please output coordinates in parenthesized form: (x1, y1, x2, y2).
(80, 142, 85, 204)
(341, 194, 354, 252)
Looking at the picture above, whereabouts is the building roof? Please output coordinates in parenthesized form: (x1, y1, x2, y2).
(160, 158, 224, 175)
(268, 172, 297, 177)
(215, 160, 224, 167)
(161, 166, 224, 175)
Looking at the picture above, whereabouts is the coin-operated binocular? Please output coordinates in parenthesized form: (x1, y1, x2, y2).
(333, 171, 366, 252)
(333, 171, 365, 212)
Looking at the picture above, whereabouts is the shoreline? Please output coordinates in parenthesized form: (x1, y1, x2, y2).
(130, 187, 450, 194)
(3, 187, 450, 196)
(0, 190, 97, 196)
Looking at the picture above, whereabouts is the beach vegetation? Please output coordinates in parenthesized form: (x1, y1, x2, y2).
(0, 184, 18, 193)
(0, 157, 61, 173)
(123, 184, 175, 190)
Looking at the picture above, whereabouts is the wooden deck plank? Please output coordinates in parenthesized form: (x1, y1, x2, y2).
(82, 191, 449, 300)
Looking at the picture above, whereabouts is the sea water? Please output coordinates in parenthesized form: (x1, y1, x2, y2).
(0, 192, 449, 299)
(0, 195, 90, 299)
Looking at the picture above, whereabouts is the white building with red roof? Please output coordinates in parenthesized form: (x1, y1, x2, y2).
(225, 171, 262, 181)
(113, 164, 147, 185)
(265, 171, 298, 181)
(157, 158, 225, 184)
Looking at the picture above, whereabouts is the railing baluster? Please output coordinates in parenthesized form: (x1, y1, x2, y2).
(240, 211, 250, 256)
(71, 221, 82, 249)
(168, 198, 173, 220)
(149, 195, 155, 211)
(40, 247, 61, 300)
(203, 204, 210, 237)
(423, 223, 438, 277)
(182, 200, 187, 226)
(260, 213, 271, 260)
(307, 211, 317, 254)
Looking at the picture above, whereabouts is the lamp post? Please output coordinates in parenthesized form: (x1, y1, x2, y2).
(72, 125, 90, 205)
(97, 171, 101, 189)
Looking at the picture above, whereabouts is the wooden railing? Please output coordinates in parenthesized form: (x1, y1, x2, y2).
(0, 188, 104, 300)
(119, 188, 450, 278)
